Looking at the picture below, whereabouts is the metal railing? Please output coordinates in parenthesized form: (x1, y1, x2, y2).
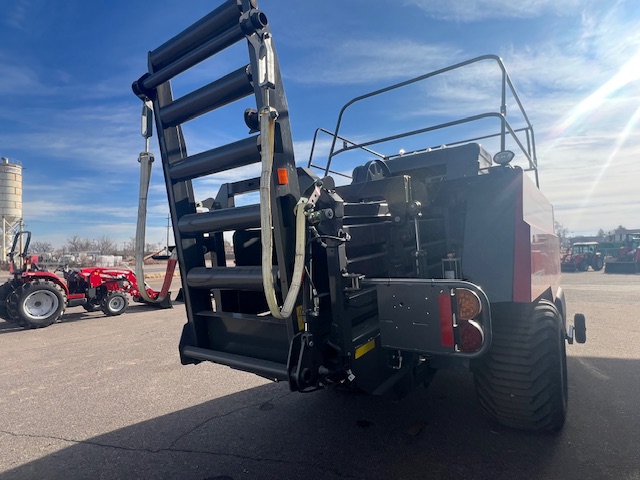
(308, 54, 540, 187)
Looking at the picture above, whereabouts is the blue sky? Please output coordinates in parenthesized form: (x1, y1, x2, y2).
(1, 0, 639, 248)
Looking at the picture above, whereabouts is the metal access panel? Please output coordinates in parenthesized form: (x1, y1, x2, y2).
(374, 279, 491, 357)
(377, 282, 454, 354)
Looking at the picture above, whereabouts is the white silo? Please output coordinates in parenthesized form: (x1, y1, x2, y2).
(0, 157, 23, 263)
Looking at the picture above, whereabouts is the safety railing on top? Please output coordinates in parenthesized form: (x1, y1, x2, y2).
(308, 54, 540, 187)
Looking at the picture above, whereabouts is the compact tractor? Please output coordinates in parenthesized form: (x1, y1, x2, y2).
(0, 231, 171, 329)
(132, 0, 586, 432)
(561, 241, 604, 272)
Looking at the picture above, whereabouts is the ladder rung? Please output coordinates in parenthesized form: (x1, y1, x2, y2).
(160, 65, 252, 127)
(178, 204, 261, 235)
(182, 345, 288, 381)
(169, 135, 259, 181)
(187, 266, 277, 291)
(150, 0, 241, 70)
(197, 310, 285, 325)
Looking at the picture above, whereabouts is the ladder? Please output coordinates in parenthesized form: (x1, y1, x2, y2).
(132, 0, 301, 380)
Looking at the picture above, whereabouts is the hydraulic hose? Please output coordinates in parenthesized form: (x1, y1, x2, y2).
(259, 106, 306, 319)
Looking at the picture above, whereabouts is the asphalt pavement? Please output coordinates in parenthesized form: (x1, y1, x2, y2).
(0, 270, 639, 480)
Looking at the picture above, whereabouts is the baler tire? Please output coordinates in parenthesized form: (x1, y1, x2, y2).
(473, 300, 568, 432)
(101, 292, 128, 316)
(16, 279, 67, 329)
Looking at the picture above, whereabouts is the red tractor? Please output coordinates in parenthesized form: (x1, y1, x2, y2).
(604, 237, 640, 273)
(561, 241, 604, 272)
(0, 231, 170, 329)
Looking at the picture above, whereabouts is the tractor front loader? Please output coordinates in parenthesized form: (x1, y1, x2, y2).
(133, 0, 585, 432)
(604, 238, 640, 274)
(0, 231, 171, 329)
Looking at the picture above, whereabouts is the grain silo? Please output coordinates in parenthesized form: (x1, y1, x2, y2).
(0, 157, 23, 262)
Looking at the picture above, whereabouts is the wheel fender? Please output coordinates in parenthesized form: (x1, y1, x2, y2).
(32, 274, 70, 296)
(53, 278, 70, 296)
(554, 287, 567, 332)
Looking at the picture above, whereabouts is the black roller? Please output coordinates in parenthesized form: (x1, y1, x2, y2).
(160, 65, 253, 127)
(187, 266, 278, 291)
(137, 27, 246, 96)
(169, 135, 260, 181)
(150, 0, 241, 70)
(178, 204, 261, 235)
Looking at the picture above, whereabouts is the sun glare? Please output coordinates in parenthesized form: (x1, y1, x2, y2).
(557, 50, 640, 133)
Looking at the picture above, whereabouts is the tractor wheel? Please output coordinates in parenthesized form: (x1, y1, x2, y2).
(576, 261, 588, 272)
(473, 300, 568, 432)
(6, 289, 23, 325)
(592, 257, 604, 271)
(0, 282, 16, 322)
(83, 303, 100, 312)
(101, 292, 128, 316)
(16, 279, 67, 329)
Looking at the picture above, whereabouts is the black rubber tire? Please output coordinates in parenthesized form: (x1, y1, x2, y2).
(0, 282, 18, 323)
(574, 313, 586, 344)
(6, 288, 23, 325)
(473, 300, 568, 432)
(83, 303, 100, 312)
(577, 261, 588, 272)
(100, 292, 128, 316)
(592, 257, 604, 271)
(17, 279, 67, 329)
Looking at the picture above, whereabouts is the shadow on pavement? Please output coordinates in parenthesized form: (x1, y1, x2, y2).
(0, 298, 183, 334)
(5, 355, 638, 480)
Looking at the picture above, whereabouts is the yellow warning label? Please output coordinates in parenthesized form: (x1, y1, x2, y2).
(355, 338, 376, 359)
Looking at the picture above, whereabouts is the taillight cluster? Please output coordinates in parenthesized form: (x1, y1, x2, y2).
(455, 288, 484, 352)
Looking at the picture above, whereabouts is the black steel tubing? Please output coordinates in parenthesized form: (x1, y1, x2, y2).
(160, 66, 252, 127)
(187, 266, 277, 291)
(141, 26, 246, 94)
(150, 0, 241, 70)
(181, 345, 289, 381)
(179, 204, 261, 235)
(169, 135, 260, 181)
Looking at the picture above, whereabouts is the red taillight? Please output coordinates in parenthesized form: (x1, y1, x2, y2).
(458, 319, 484, 352)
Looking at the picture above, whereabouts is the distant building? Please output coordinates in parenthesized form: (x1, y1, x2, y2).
(606, 228, 640, 243)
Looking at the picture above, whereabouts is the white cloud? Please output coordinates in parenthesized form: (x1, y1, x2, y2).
(286, 39, 462, 86)
(405, 0, 590, 22)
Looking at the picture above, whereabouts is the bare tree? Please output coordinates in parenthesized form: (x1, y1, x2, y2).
(145, 242, 162, 254)
(555, 221, 570, 248)
(30, 241, 53, 253)
(96, 236, 116, 255)
(66, 236, 95, 253)
(122, 237, 135, 257)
